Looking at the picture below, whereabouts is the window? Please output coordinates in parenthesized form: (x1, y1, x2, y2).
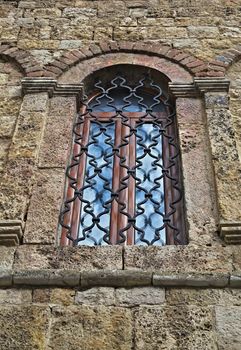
(60, 66, 186, 246)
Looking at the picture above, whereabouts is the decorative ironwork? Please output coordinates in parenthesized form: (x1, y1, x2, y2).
(59, 74, 185, 246)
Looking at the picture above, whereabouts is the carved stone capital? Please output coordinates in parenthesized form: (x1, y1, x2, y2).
(0, 220, 23, 246)
(21, 77, 83, 98)
(194, 77, 230, 93)
(220, 221, 241, 244)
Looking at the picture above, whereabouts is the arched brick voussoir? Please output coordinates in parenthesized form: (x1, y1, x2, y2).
(0, 43, 42, 76)
(215, 45, 241, 70)
(43, 41, 225, 79)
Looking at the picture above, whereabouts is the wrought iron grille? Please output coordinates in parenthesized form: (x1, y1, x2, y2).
(59, 74, 186, 246)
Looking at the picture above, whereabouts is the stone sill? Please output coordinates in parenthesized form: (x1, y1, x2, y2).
(1, 269, 241, 288)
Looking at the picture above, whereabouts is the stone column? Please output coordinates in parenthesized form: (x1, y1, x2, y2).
(169, 83, 218, 245)
(195, 78, 241, 243)
(0, 91, 49, 245)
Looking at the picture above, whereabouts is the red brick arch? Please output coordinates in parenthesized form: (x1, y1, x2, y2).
(41, 41, 225, 79)
(0, 43, 39, 75)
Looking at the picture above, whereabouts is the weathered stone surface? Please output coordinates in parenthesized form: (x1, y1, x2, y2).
(116, 287, 165, 306)
(20, 92, 48, 112)
(0, 269, 12, 286)
(75, 287, 115, 306)
(135, 305, 216, 349)
(0, 305, 50, 349)
(38, 99, 76, 166)
(0, 115, 16, 138)
(0, 246, 15, 269)
(206, 107, 241, 222)
(49, 305, 132, 350)
(216, 306, 241, 350)
(81, 270, 152, 287)
(124, 246, 232, 273)
(14, 269, 80, 287)
(0, 289, 32, 304)
(153, 273, 228, 287)
(14, 245, 123, 271)
(23, 168, 65, 244)
(166, 288, 241, 306)
(8, 111, 46, 160)
(33, 288, 75, 306)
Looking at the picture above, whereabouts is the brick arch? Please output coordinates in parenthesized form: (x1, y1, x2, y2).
(0, 43, 40, 75)
(215, 45, 241, 70)
(42, 41, 225, 79)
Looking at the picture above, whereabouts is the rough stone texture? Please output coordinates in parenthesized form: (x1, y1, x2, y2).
(206, 106, 241, 222)
(48, 305, 133, 350)
(216, 306, 241, 350)
(0, 246, 16, 269)
(0, 289, 32, 304)
(33, 288, 75, 306)
(38, 96, 76, 167)
(124, 246, 232, 273)
(228, 60, 241, 161)
(14, 245, 123, 271)
(0, 305, 50, 350)
(75, 287, 115, 306)
(166, 288, 241, 307)
(81, 270, 152, 288)
(116, 287, 165, 306)
(135, 305, 216, 350)
(177, 102, 218, 245)
(23, 168, 66, 244)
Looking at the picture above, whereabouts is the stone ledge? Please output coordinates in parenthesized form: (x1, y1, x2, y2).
(0, 269, 239, 288)
(153, 273, 229, 287)
(0, 270, 12, 287)
(0, 221, 23, 246)
(230, 274, 241, 288)
(13, 270, 80, 287)
(81, 270, 152, 288)
(220, 222, 241, 244)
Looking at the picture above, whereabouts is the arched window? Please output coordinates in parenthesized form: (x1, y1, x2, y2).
(59, 66, 186, 246)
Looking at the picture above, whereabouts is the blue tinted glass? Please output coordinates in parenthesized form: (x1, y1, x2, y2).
(135, 123, 165, 245)
(78, 122, 115, 245)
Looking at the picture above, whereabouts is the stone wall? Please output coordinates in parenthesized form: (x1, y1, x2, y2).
(1, 285, 241, 349)
(0, 0, 241, 349)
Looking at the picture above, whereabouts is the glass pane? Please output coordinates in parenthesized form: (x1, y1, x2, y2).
(78, 121, 115, 245)
(135, 123, 165, 245)
(89, 88, 165, 112)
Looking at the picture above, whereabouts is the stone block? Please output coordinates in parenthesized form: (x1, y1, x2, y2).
(166, 288, 241, 307)
(13, 269, 80, 287)
(75, 287, 115, 306)
(0, 289, 32, 304)
(38, 105, 75, 167)
(0, 97, 21, 116)
(124, 246, 232, 273)
(216, 306, 241, 349)
(116, 287, 165, 306)
(176, 97, 205, 124)
(33, 288, 75, 306)
(0, 246, 16, 269)
(0, 305, 50, 349)
(49, 305, 132, 350)
(14, 245, 123, 271)
(205, 92, 229, 108)
(0, 269, 12, 287)
(8, 111, 46, 161)
(0, 115, 16, 138)
(81, 270, 152, 288)
(220, 221, 241, 244)
(153, 273, 228, 287)
(230, 274, 241, 288)
(23, 169, 65, 244)
(21, 92, 48, 112)
(135, 305, 216, 349)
